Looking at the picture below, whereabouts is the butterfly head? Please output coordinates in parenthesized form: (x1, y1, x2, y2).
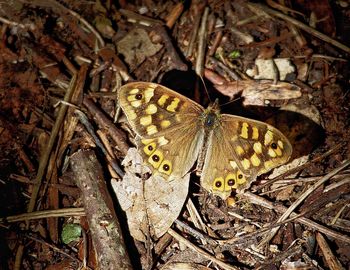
(207, 98, 220, 112)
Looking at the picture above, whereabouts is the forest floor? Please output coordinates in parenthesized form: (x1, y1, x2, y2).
(0, 1, 349, 269)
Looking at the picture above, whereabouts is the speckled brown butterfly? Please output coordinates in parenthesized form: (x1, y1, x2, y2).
(118, 82, 292, 199)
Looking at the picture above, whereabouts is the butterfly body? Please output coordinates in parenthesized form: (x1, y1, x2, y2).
(118, 82, 292, 199)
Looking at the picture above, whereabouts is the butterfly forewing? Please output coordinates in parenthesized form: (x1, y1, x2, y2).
(118, 82, 205, 180)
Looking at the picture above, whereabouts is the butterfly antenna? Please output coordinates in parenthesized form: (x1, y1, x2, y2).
(198, 74, 212, 103)
(220, 80, 242, 108)
(220, 96, 242, 107)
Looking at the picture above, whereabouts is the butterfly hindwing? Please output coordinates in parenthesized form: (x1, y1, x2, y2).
(200, 115, 292, 199)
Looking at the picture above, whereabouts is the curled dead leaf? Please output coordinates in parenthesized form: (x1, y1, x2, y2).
(211, 79, 302, 106)
(112, 148, 189, 242)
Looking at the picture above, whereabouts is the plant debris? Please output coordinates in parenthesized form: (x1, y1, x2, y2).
(0, 1, 350, 269)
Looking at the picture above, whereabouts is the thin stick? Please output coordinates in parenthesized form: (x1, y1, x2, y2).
(195, 7, 209, 77)
(258, 160, 350, 247)
(0, 16, 30, 29)
(248, 3, 350, 54)
(208, 56, 241, 81)
(174, 220, 216, 245)
(14, 72, 78, 270)
(50, 0, 105, 47)
(27, 74, 77, 213)
(240, 192, 350, 244)
(168, 228, 239, 270)
(185, 13, 202, 57)
(0, 208, 85, 223)
(316, 232, 345, 270)
(26, 234, 88, 267)
(255, 142, 344, 191)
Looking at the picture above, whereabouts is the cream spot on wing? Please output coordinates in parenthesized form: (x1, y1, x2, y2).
(166, 98, 180, 112)
(131, 100, 142, 108)
(264, 130, 273, 146)
(146, 104, 157, 114)
(141, 138, 154, 145)
(242, 158, 250, 169)
(157, 136, 169, 146)
(252, 127, 259, 140)
(275, 147, 282, 156)
(253, 142, 262, 154)
(144, 87, 155, 102)
(235, 146, 245, 156)
(250, 153, 261, 166)
(230, 160, 238, 169)
(127, 95, 136, 102)
(129, 88, 139, 94)
(160, 120, 171, 129)
(278, 140, 284, 149)
(158, 95, 169, 107)
(268, 148, 277, 158)
(240, 122, 249, 139)
(140, 115, 152, 126)
(128, 110, 137, 120)
(146, 125, 158, 135)
(175, 114, 181, 122)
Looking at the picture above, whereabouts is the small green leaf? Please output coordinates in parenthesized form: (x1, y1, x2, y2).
(61, 224, 82, 244)
(228, 50, 241, 60)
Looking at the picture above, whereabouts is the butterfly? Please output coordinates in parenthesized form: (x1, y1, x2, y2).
(118, 82, 292, 199)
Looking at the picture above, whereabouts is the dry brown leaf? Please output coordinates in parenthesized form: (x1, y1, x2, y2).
(116, 28, 163, 70)
(242, 80, 301, 106)
(214, 79, 301, 106)
(275, 185, 296, 201)
(112, 148, 189, 242)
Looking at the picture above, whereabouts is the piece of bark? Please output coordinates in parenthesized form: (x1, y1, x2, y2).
(70, 149, 133, 270)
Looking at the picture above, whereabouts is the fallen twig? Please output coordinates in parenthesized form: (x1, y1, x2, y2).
(248, 3, 350, 54)
(168, 228, 239, 270)
(70, 150, 133, 270)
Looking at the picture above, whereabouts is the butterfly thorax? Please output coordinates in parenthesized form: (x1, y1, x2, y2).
(201, 99, 221, 130)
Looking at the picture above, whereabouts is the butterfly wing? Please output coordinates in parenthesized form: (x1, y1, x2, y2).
(200, 114, 292, 199)
(118, 82, 205, 180)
